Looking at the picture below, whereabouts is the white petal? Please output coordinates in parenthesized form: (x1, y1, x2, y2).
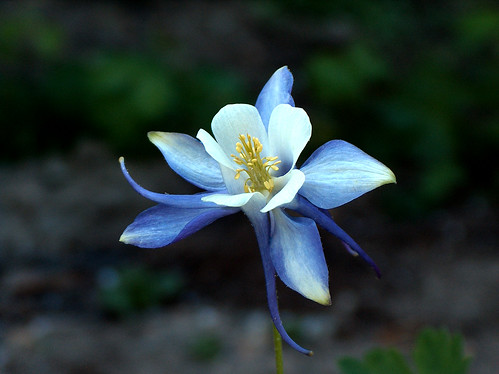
(202, 192, 257, 207)
(217, 163, 245, 195)
(261, 169, 305, 213)
(196, 128, 234, 169)
(240, 191, 268, 219)
(268, 104, 311, 174)
(211, 104, 270, 158)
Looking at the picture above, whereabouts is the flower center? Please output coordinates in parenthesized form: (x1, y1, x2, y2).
(231, 134, 281, 193)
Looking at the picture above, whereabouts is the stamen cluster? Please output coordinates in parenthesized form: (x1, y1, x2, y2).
(231, 134, 281, 193)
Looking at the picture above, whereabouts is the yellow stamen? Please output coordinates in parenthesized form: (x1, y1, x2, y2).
(231, 133, 281, 193)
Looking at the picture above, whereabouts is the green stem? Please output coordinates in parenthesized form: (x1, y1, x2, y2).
(273, 323, 284, 374)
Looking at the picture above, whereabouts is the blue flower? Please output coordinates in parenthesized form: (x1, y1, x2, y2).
(119, 66, 396, 355)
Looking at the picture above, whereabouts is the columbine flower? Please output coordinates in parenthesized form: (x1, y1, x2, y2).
(119, 66, 395, 355)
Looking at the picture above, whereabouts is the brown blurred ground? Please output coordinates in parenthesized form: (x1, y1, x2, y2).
(0, 140, 497, 373)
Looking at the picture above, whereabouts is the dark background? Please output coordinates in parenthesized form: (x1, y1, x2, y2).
(1, 1, 497, 373)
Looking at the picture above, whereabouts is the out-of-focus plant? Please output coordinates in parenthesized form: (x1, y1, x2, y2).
(97, 266, 185, 318)
(188, 332, 223, 362)
(77, 53, 177, 150)
(0, 5, 247, 160)
(39, 52, 247, 156)
(338, 328, 472, 374)
(1, 1, 497, 216)
(307, 45, 388, 104)
(0, 9, 65, 63)
(0, 10, 67, 159)
(300, 1, 499, 216)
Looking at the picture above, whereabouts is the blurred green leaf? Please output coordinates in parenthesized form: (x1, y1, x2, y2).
(413, 329, 471, 374)
(338, 357, 371, 374)
(188, 333, 223, 362)
(172, 67, 247, 133)
(81, 52, 176, 147)
(338, 348, 414, 374)
(307, 44, 387, 103)
(418, 162, 465, 204)
(338, 329, 471, 374)
(365, 349, 414, 374)
(98, 266, 185, 318)
(0, 12, 65, 62)
(456, 10, 499, 48)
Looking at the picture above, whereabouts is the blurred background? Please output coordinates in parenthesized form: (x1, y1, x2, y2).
(0, 1, 497, 373)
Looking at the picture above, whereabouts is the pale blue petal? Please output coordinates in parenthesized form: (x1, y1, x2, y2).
(261, 169, 305, 213)
(270, 208, 331, 305)
(294, 195, 380, 277)
(197, 129, 234, 169)
(255, 66, 295, 128)
(202, 192, 257, 207)
(120, 204, 239, 248)
(243, 194, 313, 356)
(148, 132, 225, 191)
(300, 140, 396, 209)
(211, 104, 269, 159)
(268, 104, 311, 174)
(119, 157, 220, 208)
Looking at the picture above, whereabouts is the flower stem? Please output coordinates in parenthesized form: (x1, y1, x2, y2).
(273, 323, 284, 374)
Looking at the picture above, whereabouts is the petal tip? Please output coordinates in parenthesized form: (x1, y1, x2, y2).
(383, 167, 397, 185)
(387, 168, 397, 184)
(119, 233, 129, 243)
(317, 291, 332, 306)
(147, 131, 167, 145)
(374, 166, 397, 188)
(305, 287, 331, 306)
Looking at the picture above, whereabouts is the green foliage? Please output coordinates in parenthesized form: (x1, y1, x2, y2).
(170, 67, 247, 136)
(188, 333, 223, 362)
(339, 348, 413, 374)
(1, 43, 246, 158)
(0, 10, 66, 62)
(79, 53, 177, 150)
(98, 266, 185, 318)
(307, 44, 387, 103)
(1, 1, 497, 213)
(413, 329, 471, 374)
(338, 328, 471, 374)
(300, 0, 499, 215)
(456, 9, 499, 48)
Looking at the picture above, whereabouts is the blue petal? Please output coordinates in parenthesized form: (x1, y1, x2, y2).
(120, 204, 238, 248)
(300, 140, 396, 209)
(242, 195, 313, 356)
(270, 209, 331, 305)
(120, 157, 222, 208)
(294, 196, 381, 277)
(255, 66, 295, 128)
(148, 132, 225, 191)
